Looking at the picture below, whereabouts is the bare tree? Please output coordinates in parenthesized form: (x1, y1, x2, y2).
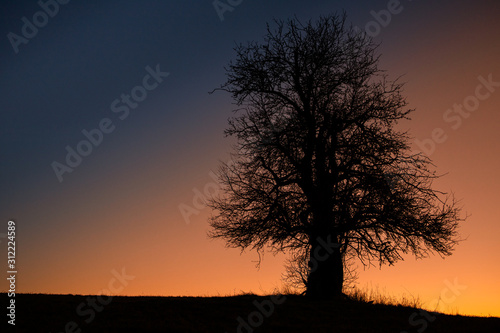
(208, 13, 463, 298)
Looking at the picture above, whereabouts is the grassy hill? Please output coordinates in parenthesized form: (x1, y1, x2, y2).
(2, 293, 499, 332)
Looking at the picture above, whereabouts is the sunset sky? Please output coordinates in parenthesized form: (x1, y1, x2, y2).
(1, 0, 499, 318)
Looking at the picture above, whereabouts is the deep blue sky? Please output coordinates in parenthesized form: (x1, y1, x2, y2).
(1, 0, 500, 316)
(1, 0, 370, 203)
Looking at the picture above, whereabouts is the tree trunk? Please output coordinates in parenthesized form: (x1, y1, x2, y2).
(305, 235, 344, 299)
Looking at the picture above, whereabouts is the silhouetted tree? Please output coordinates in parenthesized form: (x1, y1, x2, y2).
(208, 13, 463, 299)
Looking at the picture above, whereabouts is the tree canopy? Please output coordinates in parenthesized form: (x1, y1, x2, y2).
(208, 13, 463, 298)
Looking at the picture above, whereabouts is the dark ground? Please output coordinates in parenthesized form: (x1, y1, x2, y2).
(2, 293, 499, 332)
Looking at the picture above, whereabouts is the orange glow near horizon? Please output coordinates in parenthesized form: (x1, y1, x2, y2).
(2, 0, 499, 320)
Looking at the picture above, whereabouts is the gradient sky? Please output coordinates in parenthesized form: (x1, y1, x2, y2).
(1, 0, 499, 318)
